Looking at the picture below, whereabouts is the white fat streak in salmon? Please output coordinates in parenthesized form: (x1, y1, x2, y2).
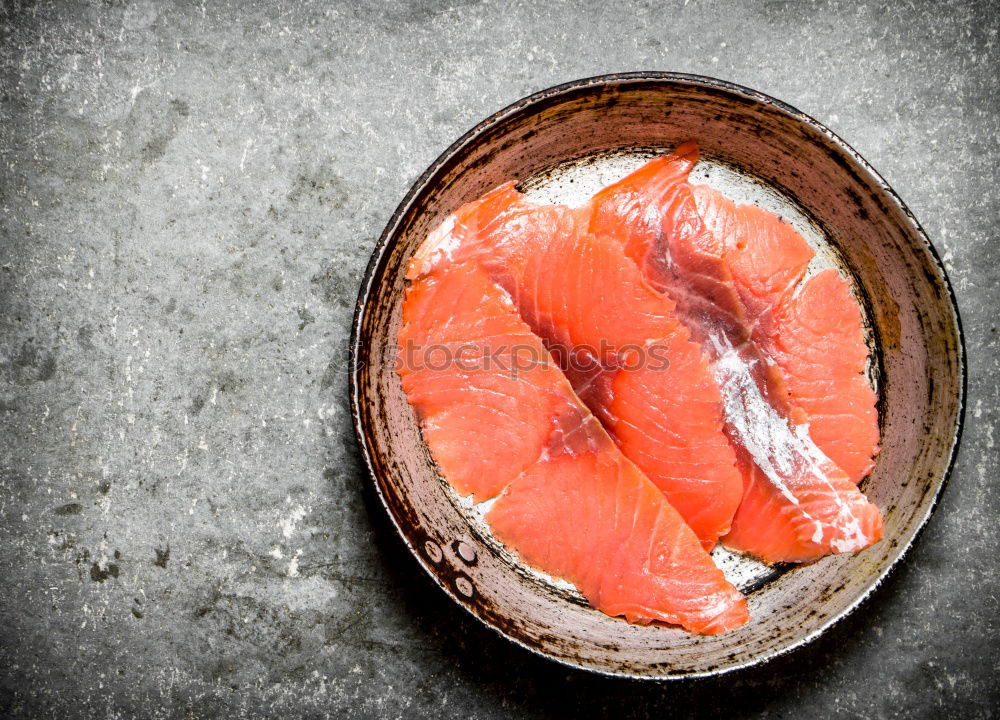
(791, 424, 869, 551)
(685, 590, 741, 627)
(643, 202, 667, 246)
(415, 214, 460, 274)
(708, 333, 868, 551)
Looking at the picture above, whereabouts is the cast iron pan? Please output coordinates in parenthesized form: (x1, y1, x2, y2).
(349, 72, 965, 678)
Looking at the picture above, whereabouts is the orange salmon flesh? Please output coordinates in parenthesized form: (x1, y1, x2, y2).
(398, 142, 882, 634)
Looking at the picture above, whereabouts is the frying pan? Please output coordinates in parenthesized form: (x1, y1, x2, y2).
(349, 73, 965, 678)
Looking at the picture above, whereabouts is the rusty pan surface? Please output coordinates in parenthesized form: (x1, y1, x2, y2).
(349, 73, 965, 678)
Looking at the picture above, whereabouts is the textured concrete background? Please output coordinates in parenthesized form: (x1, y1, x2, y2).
(0, 0, 997, 717)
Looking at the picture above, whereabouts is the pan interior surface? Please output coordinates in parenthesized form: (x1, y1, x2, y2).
(350, 74, 964, 678)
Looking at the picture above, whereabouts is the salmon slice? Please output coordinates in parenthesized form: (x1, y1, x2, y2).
(397, 260, 569, 501)
(488, 451, 748, 633)
(711, 341, 884, 564)
(398, 261, 748, 633)
(691, 185, 881, 483)
(723, 458, 884, 565)
(408, 184, 525, 281)
(590, 143, 882, 563)
(414, 189, 743, 549)
(690, 183, 815, 337)
(590, 143, 792, 416)
(764, 269, 881, 483)
(591, 141, 751, 346)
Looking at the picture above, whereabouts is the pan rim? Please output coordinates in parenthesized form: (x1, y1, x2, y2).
(347, 71, 967, 680)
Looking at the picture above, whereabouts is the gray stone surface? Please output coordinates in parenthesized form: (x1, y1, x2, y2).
(0, 0, 997, 717)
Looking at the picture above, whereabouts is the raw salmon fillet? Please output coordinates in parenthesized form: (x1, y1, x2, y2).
(590, 142, 753, 346)
(721, 454, 884, 564)
(397, 257, 570, 502)
(590, 143, 882, 563)
(765, 269, 881, 483)
(398, 260, 748, 633)
(488, 451, 746, 632)
(691, 185, 881, 483)
(413, 187, 743, 549)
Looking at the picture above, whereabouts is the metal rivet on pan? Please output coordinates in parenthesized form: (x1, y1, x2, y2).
(455, 575, 474, 598)
(424, 540, 443, 564)
(454, 540, 477, 565)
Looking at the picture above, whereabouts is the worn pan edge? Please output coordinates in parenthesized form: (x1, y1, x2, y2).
(347, 71, 967, 679)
